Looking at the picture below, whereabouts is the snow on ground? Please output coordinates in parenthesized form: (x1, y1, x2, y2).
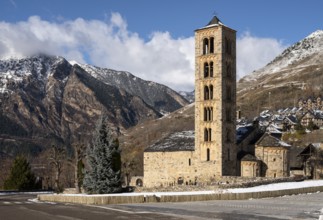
(1, 180, 322, 198)
(226, 180, 323, 193)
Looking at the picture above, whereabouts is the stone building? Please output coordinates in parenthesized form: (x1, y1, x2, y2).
(255, 133, 290, 178)
(143, 16, 237, 187)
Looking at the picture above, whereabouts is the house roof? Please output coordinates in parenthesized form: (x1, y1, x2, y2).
(298, 143, 321, 157)
(144, 130, 195, 152)
(256, 133, 290, 148)
(241, 154, 259, 162)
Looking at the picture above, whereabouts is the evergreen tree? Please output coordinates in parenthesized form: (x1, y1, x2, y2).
(83, 116, 122, 194)
(4, 156, 39, 190)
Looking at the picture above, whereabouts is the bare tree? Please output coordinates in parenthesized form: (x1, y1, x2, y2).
(69, 143, 86, 193)
(49, 145, 66, 193)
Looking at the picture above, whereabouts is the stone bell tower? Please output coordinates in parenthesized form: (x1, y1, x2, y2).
(194, 16, 237, 177)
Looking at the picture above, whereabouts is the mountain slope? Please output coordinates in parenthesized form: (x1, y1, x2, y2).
(238, 30, 323, 118)
(78, 64, 189, 114)
(1, 55, 183, 155)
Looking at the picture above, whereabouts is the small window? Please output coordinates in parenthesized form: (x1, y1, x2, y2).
(204, 108, 208, 121)
(189, 158, 191, 166)
(210, 62, 214, 77)
(208, 107, 213, 121)
(210, 85, 213, 100)
(177, 177, 184, 185)
(273, 158, 276, 162)
(203, 38, 209, 55)
(204, 128, 209, 141)
(208, 128, 212, 141)
(210, 37, 214, 53)
(204, 62, 209, 78)
(204, 86, 209, 100)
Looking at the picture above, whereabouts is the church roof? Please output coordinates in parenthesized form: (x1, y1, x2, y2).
(144, 130, 195, 152)
(207, 16, 222, 26)
(195, 15, 235, 32)
(255, 133, 290, 148)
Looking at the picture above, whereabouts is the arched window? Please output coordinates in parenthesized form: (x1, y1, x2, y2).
(204, 86, 209, 100)
(210, 37, 214, 53)
(203, 38, 209, 55)
(204, 128, 209, 141)
(207, 148, 210, 161)
(209, 107, 213, 121)
(204, 62, 209, 78)
(204, 107, 208, 121)
(208, 128, 212, 141)
(210, 85, 213, 100)
(210, 62, 214, 77)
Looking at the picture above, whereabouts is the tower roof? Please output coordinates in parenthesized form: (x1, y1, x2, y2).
(195, 15, 235, 32)
(207, 16, 222, 26)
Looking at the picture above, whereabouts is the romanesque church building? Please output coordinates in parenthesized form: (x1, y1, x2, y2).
(143, 16, 290, 187)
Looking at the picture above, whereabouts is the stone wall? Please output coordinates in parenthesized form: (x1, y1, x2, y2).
(143, 151, 195, 188)
(241, 160, 260, 177)
(38, 185, 323, 205)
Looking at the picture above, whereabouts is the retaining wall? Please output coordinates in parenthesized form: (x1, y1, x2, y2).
(38, 185, 323, 205)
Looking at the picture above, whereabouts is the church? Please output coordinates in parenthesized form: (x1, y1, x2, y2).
(142, 16, 290, 188)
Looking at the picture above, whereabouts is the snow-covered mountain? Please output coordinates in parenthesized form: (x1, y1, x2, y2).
(0, 55, 188, 155)
(238, 30, 323, 118)
(241, 30, 323, 82)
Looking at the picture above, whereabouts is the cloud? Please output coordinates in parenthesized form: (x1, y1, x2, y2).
(0, 13, 287, 91)
(237, 32, 288, 79)
(0, 13, 195, 91)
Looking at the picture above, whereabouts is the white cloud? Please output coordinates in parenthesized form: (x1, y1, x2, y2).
(237, 32, 288, 79)
(0, 13, 195, 91)
(0, 14, 287, 91)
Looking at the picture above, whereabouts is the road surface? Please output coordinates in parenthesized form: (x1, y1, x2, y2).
(1, 192, 322, 219)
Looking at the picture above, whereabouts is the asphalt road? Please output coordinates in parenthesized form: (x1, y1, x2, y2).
(0, 193, 184, 220)
(1, 192, 322, 220)
(114, 192, 323, 220)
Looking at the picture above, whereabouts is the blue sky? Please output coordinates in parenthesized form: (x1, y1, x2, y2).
(1, 0, 323, 91)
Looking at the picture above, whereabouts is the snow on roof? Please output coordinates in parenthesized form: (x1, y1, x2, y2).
(145, 130, 195, 152)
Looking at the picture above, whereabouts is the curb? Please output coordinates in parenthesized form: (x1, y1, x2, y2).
(38, 185, 323, 205)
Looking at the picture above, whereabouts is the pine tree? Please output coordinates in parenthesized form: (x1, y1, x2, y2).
(4, 156, 38, 190)
(83, 116, 122, 194)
